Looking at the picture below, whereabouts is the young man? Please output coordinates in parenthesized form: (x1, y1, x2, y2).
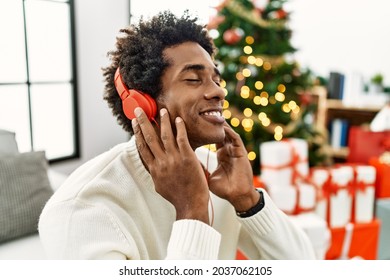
(39, 11, 315, 260)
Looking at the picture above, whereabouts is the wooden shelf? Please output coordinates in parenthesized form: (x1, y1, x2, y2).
(325, 99, 381, 127)
(311, 89, 382, 163)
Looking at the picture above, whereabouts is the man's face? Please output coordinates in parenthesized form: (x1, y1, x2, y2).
(158, 42, 226, 149)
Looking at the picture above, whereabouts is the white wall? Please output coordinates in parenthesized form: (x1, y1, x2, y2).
(286, 0, 390, 85)
(50, 0, 129, 175)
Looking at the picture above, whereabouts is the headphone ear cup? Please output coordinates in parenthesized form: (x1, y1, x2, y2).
(122, 97, 140, 120)
(143, 94, 157, 119)
(122, 90, 157, 120)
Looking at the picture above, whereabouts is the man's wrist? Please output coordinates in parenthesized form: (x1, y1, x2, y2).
(235, 189, 265, 218)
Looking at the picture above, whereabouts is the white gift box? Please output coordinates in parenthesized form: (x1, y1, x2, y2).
(353, 165, 376, 223)
(260, 138, 309, 187)
(310, 166, 354, 228)
(268, 182, 316, 215)
(288, 212, 331, 260)
(309, 167, 330, 221)
(329, 165, 354, 228)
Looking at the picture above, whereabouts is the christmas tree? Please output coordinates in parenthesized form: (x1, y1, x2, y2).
(208, 0, 327, 175)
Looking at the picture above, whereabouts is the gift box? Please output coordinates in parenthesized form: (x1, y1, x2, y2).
(288, 213, 331, 260)
(310, 165, 354, 228)
(260, 138, 309, 187)
(375, 198, 390, 259)
(267, 182, 316, 215)
(325, 219, 381, 260)
(351, 165, 376, 223)
(347, 126, 390, 164)
(369, 157, 390, 198)
(309, 167, 331, 221)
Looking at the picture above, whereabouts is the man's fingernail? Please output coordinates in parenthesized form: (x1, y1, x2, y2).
(134, 107, 142, 117)
(160, 108, 167, 116)
(175, 117, 183, 123)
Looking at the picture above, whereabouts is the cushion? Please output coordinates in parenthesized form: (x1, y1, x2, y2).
(0, 151, 54, 243)
(0, 129, 19, 155)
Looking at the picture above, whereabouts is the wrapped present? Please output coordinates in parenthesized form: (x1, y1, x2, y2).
(347, 125, 390, 164)
(325, 219, 381, 260)
(288, 213, 331, 260)
(267, 182, 316, 215)
(351, 165, 376, 223)
(309, 167, 331, 221)
(260, 138, 309, 187)
(369, 156, 390, 198)
(310, 165, 354, 227)
(375, 198, 390, 260)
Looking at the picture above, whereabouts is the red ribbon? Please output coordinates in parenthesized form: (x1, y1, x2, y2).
(262, 139, 312, 215)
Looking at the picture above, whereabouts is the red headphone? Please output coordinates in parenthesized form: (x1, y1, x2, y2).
(114, 68, 157, 121)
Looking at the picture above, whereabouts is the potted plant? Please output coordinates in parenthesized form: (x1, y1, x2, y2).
(369, 73, 384, 93)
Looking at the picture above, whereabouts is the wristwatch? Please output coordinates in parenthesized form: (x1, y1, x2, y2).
(236, 189, 265, 218)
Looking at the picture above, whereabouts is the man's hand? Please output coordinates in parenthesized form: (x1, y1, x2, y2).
(208, 122, 260, 212)
(132, 107, 210, 224)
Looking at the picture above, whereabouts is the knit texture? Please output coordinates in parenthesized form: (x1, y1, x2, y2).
(39, 137, 315, 259)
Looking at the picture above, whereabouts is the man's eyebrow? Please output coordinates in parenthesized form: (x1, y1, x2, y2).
(180, 64, 221, 77)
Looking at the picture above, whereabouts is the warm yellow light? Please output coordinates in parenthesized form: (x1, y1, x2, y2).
(241, 85, 250, 92)
(260, 97, 268, 106)
(261, 117, 271, 127)
(242, 68, 252, 77)
(269, 96, 276, 104)
(255, 57, 263, 67)
(274, 133, 283, 141)
(263, 61, 272, 70)
(220, 80, 227, 88)
(223, 100, 229, 109)
(240, 91, 250, 99)
(253, 96, 261, 105)
(231, 118, 240, 127)
(248, 151, 257, 161)
(292, 106, 300, 114)
(223, 110, 232, 119)
(243, 108, 253, 117)
(204, 144, 217, 152)
(242, 118, 254, 128)
(223, 88, 228, 96)
(275, 92, 285, 102)
(282, 103, 291, 112)
(247, 55, 256, 64)
(245, 36, 254, 44)
(260, 91, 269, 98)
(258, 112, 267, 121)
(288, 100, 297, 110)
(274, 125, 283, 134)
(243, 46, 253, 54)
(236, 72, 244, 81)
(277, 84, 286, 92)
(255, 81, 264, 90)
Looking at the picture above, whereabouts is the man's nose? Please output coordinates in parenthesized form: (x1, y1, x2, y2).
(204, 81, 225, 101)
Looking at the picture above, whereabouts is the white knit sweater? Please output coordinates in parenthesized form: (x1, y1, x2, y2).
(38, 136, 315, 260)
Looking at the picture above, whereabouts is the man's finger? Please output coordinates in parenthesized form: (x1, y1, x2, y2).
(174, 117, 192, 153)
(132, 118, 154, 164)
(159, 108, 176, 153)
(134, 107, 165, 159)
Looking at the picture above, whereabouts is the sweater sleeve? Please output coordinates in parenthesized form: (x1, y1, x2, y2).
(166, 219, 221, 260)
(39, 200, 139, 260)
(237, 190, 316, 260)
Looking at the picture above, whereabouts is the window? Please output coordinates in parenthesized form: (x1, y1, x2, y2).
(0, 0, 79, 162)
